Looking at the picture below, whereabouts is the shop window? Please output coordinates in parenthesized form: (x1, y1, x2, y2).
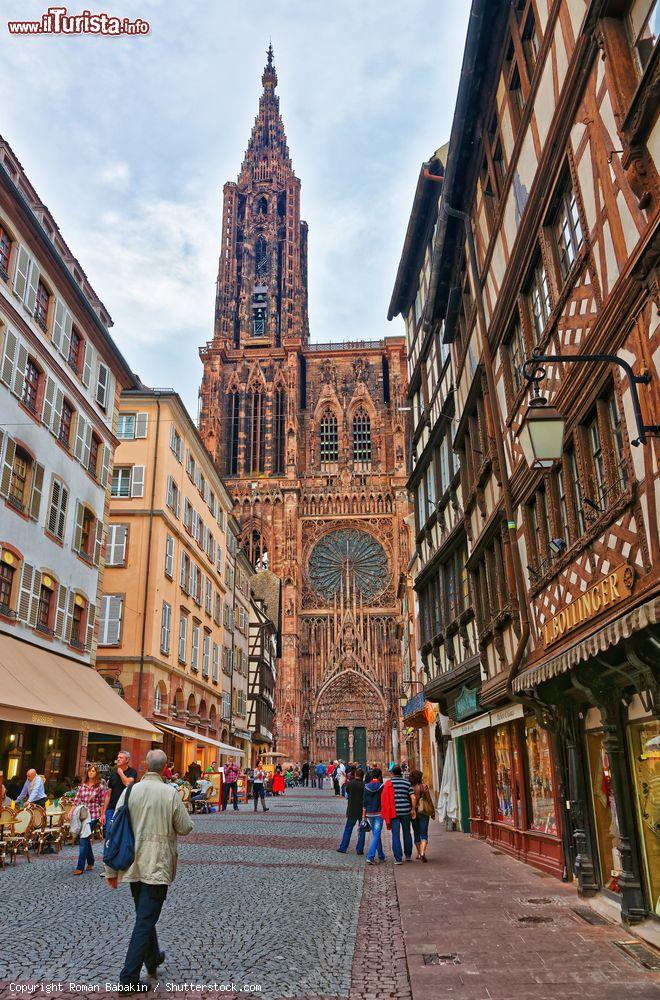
(587, 730, 624, 894)
(0, 223, 13, 279)
(524, 719, 557, 835)
(493, 725, 515, 825)
(0, 557, 16, 615)
(22, 357, 41, 414)
(469, 731, 490, 819)
(628, 718, 660, 912)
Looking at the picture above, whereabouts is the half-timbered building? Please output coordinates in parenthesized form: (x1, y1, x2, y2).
(410, 0, 659, 923)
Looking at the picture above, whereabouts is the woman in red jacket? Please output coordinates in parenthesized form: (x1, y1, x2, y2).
(272, 764, 286, 796)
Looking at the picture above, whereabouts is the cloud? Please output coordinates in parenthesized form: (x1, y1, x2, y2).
(99, 161, 131, 188)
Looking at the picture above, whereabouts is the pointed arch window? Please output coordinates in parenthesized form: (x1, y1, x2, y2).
(255, 236, 269, 283)
(256, 196, 268, 216)
(320, 410, 339, 466)
(245, 386, 266, 474)
(245, 528, 269, 571)
(352, 408, 372, 467)
(225, 388, 240, 476)
(273, 385, 286, 474)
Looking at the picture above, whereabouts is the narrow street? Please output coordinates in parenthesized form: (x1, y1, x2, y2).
(0, 788, 658, 1000)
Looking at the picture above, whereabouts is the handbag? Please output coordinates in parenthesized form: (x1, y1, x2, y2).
(358, 818, 371, 832)
(102, 782, 135, 871)
(416, 786, 436, 819)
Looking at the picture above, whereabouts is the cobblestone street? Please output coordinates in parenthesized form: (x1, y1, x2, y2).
(0, 788, 658, 1000)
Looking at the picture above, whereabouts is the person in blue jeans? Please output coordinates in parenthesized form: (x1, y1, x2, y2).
(388, 764, 414, 864)
(363, 767, 385, 864)
(315, 761, 327, 790)
(337, 768, 366, 854)
(410, 768, 434, 862)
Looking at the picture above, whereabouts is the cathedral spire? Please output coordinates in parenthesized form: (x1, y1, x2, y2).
(240, 42, 291, 179)
(262, 41, 277, 90)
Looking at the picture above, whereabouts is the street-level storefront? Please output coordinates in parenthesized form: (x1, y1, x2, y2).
(155, 722, 245, 776)
(452, 703, 564, 878)
(0, 633, 160, 794)
(514, 598, 659, 923)
(401, 692, 439, 794)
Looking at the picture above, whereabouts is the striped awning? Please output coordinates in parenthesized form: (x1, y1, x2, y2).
(513, 598, 658, 692)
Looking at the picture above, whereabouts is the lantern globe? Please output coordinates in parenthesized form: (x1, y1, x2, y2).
(517, 397, 565, 469)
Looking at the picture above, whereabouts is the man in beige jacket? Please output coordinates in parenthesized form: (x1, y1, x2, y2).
(106, 748, 193, 989)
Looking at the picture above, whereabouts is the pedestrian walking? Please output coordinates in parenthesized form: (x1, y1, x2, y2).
(301, 760, 310, 787)
(101, 750, 137, 833)
(332, 761, 341, 796)
(252, 764, 269, 812)
(71, 765, 105, 874)
(388, 765, 414, 864)
(309, 760, 317, 788)
(106, 748, 193, 989)
(410, 769, 435, 862)
(222, 758, 240, 811)
(336, 760, 348, 798)
(315, 760, 327, 790)
(362, 767, 386, 865)
(337, 768, 366, 855)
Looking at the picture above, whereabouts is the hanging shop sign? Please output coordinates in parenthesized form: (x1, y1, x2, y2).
(454, 685, 481, 721)
(541, 563, 634, 648)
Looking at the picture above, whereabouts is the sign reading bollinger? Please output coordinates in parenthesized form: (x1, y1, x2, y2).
(541, 563, 634, 647)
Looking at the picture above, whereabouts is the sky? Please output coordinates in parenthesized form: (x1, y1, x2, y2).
(0, 0, 470, 417)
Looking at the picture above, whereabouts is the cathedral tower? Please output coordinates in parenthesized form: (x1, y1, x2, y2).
(199, 49, 409, 763)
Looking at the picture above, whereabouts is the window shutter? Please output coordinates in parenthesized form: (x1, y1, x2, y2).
(51, 386, 64, 438)
(166, 475, 174, 508)
(55, 584, 68, 638)
(42, 376, 55, 430)
(24, 261, 39, 315)
(82, 342, 93, 387)
(86, 602, 96, 651)
(64, 590, 75, 642)
(61, 308, 73, 360)
(17, 562, 34, 622)
(0, 437, 16, 498)
(161, 602, 171, 653)
(74, 414, 87, 462)
(135, 412, 148, 438)
(73, 501, 84, 553)
(107, 524, 127, 565)
(100, 445, 112, 488)
(82, 422, 92, 469)
(93, 517, 103, 566)
(28, 569, 42, 626)
(29, 463, 44, 521)
(165, 535, 174, 577)
(52, 299, 65, 351)
(175, 488, 180, 518)
(131, 465, 145, 498)
(13, 246, 30, 302)
(12, 340, 28, 399)
(48, 479, 68, 539)
(100, 595, 122, 645)
(96, 363, 109, 408)
(0, 329, 17, 387)
(180, 552, 187, 590)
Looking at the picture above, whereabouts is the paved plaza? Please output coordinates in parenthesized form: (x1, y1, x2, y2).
(0, 788, 658, 999)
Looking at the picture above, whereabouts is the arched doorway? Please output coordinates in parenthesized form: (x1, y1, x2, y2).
(314, 670, 388, 765)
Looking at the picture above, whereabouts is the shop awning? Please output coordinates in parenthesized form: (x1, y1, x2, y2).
(513, 598, 659, 693)
(0, 633, 160, 742)
(155, 722, 245, 759)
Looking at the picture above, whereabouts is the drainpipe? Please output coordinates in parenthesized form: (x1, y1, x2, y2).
(228, 537, 238, 749)
(442, 202, 530, 693)
(137, 397, 160, 713)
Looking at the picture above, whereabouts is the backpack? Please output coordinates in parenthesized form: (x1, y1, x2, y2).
(102, 781, 135, 871)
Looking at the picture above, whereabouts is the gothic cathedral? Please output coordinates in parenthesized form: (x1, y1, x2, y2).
(199, 48, 409, 763)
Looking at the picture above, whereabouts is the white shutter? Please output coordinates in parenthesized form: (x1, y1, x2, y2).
(107, 524, 127, 566)
(29, 463, 44, 521)
(135, 412, 148, 439)
(13, 246, 30, 302)
(180, 552, 187, 590)
(96, 363, 109, 408)
(61, 309, 73, 361)
(73, 414, 87, 462)
(86, 602, 96, 651)
(0, 329, 17, 387)
(82, 421, 92, 469)
(175, 487, 180, 518)
(166, 475, 174, 509)
(131, 465, 145, 498)
(52, 299, 65, 351)
(93, 517, 103, 566)
(55, 584, 68, 638)
(24, 260, 39, 315)
(48, 479, 68, 540)
(100, 445, 112, 488)
(28, 569, 42, 626)
(42, 376, 56, 430)
(11, 340, 28, 399)
(17, 562, 34, 622)
(165, 535, 174, 577)
(0, 437, 16, 498)
(51, 386, 64, 438)
(63, 590, 75, 643)
(178, 615, 188, 662)
(161, 601, 171, 654)
(100, 595, 122, 645)
(82, 342, 93, 387)
(73, 501, 84, 553)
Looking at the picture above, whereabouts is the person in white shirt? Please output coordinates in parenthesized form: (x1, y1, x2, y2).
(251, 764, 269, 813)
(191, 777, 212, 812)
(15, 769, 47, 807)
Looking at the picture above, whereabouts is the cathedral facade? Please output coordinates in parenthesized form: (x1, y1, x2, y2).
(198, 48, 409, 763)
